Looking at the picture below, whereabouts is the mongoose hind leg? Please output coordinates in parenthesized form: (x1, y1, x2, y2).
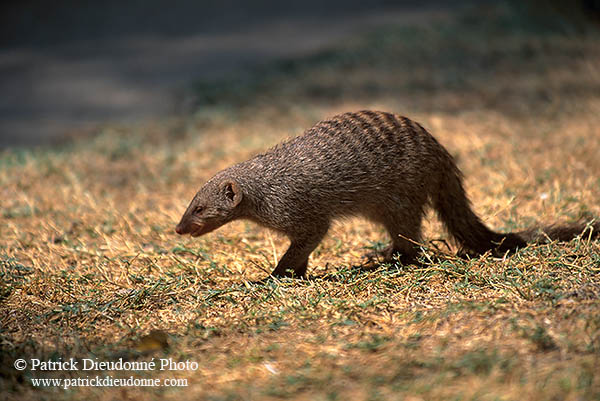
(361, 212, 423, 268)
(382, 244, 419, 265)
(382, 214, 423, 266)
(361, 240, 420, 269)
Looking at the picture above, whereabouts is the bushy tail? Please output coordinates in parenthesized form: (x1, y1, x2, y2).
(516, 222, 600, 244)
(432, 150, 598, 256)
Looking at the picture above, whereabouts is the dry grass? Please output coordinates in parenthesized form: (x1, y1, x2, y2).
(2, 2, 600, 400)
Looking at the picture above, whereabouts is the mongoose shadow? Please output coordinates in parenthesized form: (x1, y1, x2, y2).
(175, 110, 599, 279)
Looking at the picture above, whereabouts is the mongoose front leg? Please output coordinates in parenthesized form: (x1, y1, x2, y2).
(270, 226, 329, 278)
(270, 240, 319, 278)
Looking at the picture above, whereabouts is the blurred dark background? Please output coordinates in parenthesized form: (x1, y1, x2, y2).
(0, 0, 598, 148)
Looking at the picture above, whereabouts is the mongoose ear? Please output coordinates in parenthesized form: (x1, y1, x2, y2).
(222, 181, 242, 207)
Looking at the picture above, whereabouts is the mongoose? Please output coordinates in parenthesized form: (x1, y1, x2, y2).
(175, 110, 599, 278)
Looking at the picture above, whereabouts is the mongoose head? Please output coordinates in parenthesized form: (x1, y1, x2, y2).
(175, 179, 243, 237)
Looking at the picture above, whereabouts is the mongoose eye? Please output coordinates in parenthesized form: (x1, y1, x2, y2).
(193, 206, 204, 214)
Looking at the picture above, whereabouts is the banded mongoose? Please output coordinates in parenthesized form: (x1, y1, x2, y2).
(175, 110, 599, 278)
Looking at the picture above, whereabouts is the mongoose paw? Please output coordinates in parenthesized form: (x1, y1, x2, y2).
(361, 246, 418, 269)
(269, 267, 307, 279)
